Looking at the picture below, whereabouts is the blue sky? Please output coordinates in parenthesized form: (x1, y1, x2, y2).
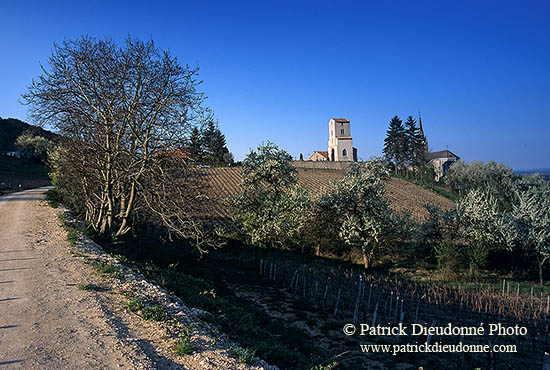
(1, 0, 549, 169)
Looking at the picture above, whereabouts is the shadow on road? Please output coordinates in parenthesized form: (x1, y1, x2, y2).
(0, 360, 24, 366)
(0, 258, 37, 262)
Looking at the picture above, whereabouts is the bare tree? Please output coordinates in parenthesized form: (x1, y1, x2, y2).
(24, 35, 213, 243)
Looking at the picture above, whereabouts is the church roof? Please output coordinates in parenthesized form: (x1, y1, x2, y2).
(427, 150, 459, 160)
(332, 118, 350, 123)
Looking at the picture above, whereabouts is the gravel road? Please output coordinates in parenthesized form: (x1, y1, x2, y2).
(0, 188, 152, 369)
(0, 187, 276, 370)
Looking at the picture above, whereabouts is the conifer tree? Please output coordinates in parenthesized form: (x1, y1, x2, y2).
(201, 119, 232, 166)
(404, 116, 417, 169)
(188, 126, 202, 161)
(383, 116, 406, 173)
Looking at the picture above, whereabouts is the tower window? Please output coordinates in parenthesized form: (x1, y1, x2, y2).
(343, 149, 347, 157)
(340, 129, 345, 135)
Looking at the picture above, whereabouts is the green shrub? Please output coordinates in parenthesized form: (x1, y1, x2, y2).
(231, 347, 257, 364)
(433, 241, 463, 273)
(174, 330, 193, 356)
(127, 298, 145, 313)
(141, 305, 168, 322)
(45, 188, 62, 208)
(466, 244, 488, 275)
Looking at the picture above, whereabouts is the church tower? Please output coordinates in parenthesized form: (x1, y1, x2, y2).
(328, 118, 355, 161)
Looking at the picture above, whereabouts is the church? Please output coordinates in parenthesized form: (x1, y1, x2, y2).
(309, 118, 357, 162)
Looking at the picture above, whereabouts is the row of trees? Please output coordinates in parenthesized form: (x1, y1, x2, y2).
(232, 142, 410, 269)
(432, 162, 550, 284)
(383, 115, 428, 176)
(232, 144, 550, 284)
(24, 36, 222, 251)
(188, 119, 233, 166)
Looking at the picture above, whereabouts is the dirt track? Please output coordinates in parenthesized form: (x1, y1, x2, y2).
(0, 188, 152, 369)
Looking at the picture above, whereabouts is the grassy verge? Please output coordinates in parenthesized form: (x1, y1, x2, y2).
(101, 241, 325, 369)
(392, 173, 459, 202)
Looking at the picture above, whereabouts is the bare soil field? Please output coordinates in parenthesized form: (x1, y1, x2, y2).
(198, 167, 455, 221)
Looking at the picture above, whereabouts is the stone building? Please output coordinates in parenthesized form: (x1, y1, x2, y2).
(428, 150, 460, 181)
(327, 118, 357, 161)
(308, 151, 329, 161)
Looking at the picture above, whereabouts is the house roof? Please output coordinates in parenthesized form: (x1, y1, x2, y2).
(311, 151, 329, 158)
(332, 118, 350, 123)
(427, 150, 460, 160)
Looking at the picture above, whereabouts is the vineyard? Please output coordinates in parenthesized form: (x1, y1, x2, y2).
(197, 167, 455, 222)
(222, 251, 550, 369)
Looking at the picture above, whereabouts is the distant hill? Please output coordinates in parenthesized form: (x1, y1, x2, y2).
(515, 169, 550, 181)
(0, 117, 58, 152)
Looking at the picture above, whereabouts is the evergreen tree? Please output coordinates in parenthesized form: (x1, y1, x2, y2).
(299, 153, 304, 161)
(404, 116, 417, 169)
(201, 119, 232, 166)
(383, 116, 406, 173)
(188, 126, 202, 161)
(403, 115, 428, 176)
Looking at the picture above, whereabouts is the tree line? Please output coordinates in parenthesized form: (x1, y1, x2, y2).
(231, 142, 550, 285)
(25, 35, 549, 286)
(383, 115, 431, 180)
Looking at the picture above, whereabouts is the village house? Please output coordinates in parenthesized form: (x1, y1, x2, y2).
(428, 149, 460, 181)
(308, 151, 329, 161)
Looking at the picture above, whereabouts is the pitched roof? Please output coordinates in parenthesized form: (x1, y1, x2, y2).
(332, 118, 350, 123)
(427, 150, 459, 160)
(311, 151, 329, 158)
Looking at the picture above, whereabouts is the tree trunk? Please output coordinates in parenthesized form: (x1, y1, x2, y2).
(540, 262, 544, 286)
(362, 246, 370, 270)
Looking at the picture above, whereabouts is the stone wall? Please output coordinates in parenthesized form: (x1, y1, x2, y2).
(292, 161, 352, 170)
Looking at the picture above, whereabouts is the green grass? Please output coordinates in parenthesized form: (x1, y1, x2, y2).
(93, 261, 123, 279)
(173, 331, 194, 356)
(126, 297, 169, 322)
(44, 188, 61, 208)
(392, 173, 459, 202)
(141, 305, 168, 321)
(230, 347, 257, 364)
(127, 297, 146, 312)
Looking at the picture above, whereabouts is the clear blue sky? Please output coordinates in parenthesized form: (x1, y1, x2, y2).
(1, 0, 549, 170)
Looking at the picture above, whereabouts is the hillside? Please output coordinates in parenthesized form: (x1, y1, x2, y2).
(0, 117, 58, 152)
(198, 167, 455, 222)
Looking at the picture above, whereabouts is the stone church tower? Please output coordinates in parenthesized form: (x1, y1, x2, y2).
(328, 118, 356, 161)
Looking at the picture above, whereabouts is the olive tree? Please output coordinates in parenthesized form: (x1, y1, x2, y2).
(231, 142, 311, 250)
(23, 35, 212, 245)
(456, 189, 502, 274)
(446, 160, 517, 210)
(321, 158, 406, 269)
(506, 183, 550, 285)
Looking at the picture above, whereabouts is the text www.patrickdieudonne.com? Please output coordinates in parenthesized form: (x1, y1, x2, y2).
(360, 342, 517, 356)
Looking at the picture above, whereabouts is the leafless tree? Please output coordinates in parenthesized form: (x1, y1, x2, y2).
(24, 35, 218, 249)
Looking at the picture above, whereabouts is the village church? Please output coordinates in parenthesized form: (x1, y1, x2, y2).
(309, 118, 357, 162)
(307, 116, 459, 181)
